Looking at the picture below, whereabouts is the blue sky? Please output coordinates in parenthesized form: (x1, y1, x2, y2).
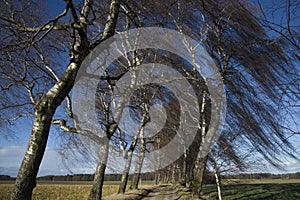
(1, 142, 300, 177)
(0, 0, 299, 177)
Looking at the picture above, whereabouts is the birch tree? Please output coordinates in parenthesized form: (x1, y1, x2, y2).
(1, 0, 120, 199)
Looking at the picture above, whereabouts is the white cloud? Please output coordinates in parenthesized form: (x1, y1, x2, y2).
(264, 159, 300, 174)
(280, 160, 300, 173)
(0, 146, 25, 171)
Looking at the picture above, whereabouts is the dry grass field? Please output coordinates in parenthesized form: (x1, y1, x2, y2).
(0, 183, 118, 200)
(0, 181, 155, 200)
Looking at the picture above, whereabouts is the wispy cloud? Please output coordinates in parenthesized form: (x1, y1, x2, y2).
(264, 159, 300, 174)
(280, 160, 300, 173)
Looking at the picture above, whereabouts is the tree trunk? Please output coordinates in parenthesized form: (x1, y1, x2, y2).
(182, 151, 187, 186)
(193, 91, 208, 196)
(87, 0, 120, 198)
(118, 150, 134, 193)
(89, 139, 109, 200)
(193, 155, 208, 196)
(154, 172, 160, 185)
(178, 164, 182, 184)
(164, 172, 170, 183)
(130, 139, 146, 189)
(171, 164, 176, 184)
(10, 104, 54, 200)
(130, 170, 140, 190)
(119, 109, 147, 193)
(214, 168, 222, 200)
(185, 149, 195, 188)
(10, 61, 83, 200)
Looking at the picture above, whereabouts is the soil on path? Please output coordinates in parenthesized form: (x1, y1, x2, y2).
(141, 185, 178, 200)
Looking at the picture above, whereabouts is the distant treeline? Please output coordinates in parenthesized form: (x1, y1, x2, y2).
(0, 175, 15, 181)
(223, 172, 300, 180)
(1, 172, 300, 181)
(0, 172, 156, 182)
(36, 172, 156, 182)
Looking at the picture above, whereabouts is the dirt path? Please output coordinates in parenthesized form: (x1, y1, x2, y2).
(141, 185, 178, 200)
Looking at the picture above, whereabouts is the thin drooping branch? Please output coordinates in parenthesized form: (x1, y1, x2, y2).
(90, 0, 121, 49)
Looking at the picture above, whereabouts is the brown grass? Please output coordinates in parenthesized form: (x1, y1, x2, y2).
(0, 184, 118, 200)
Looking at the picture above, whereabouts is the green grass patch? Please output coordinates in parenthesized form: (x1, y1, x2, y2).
(202, 183, 300, 200)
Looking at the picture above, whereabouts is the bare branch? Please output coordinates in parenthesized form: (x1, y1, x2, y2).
(52, 119, 102, 144)
(1, 113, 33, 123)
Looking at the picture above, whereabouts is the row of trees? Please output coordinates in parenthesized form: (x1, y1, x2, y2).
(36, 173, 156, 182)
(0, 0, 299, 200)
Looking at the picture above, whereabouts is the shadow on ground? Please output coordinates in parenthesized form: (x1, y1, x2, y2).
(202, 183, 300, 200)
